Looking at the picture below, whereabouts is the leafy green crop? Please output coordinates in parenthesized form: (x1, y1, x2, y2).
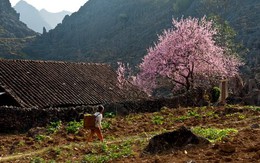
(102, 121, 111, 130)
(47, 121, 62, 134)
(65, 120, 83, 134)
(187, 110, 201, 118)
(192, 127, 238, 142)
(151, 115, 164, 125)
(35, 134, 46, 142)
(83, 141, 133, 162)
(104, 112, 116, 118)
(30, 157, 45, 163)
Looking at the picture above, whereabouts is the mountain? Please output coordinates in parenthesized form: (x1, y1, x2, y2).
(40, 9, 71, 29)
(0, 0, 36, 58)
(24, 0, 176, 66)
(23, 0, 259, 70)
(14, 0, 71, 33)
(0, 0, 35, 38)
(14, 0, 52, 33)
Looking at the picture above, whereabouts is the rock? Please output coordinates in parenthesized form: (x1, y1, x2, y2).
(252, 151, 260, 160)
(226, 96, 242, 105)
(154, 155, 161, 163)
(75, 136, 83, 141)
(205, 151, 214, 156)
(25, 140, 34, 145)
(223, 157, 233, 162)
(219, 143, 236, 154)
(246, 145, 260, 152)
(143, 126, 210, 154)
(251, 124, 260, 129)
(77, 130, 86, 137)
(27, 127, 46, 138)
(66, 135, 75, 141)
(212, 144, 220, 150)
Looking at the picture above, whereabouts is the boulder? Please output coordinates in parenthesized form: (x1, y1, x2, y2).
(143, 126, 210, 154)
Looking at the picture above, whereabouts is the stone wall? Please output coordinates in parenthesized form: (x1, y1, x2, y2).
(0, 106, 95, 132)
(0, 93, 199, 133)
(240, 79, 260, 106)
(104, 95, 194, 115)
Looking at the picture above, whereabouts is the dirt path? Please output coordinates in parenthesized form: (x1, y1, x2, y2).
(0, 148, 50, 162)
(0, 132, 156, 162)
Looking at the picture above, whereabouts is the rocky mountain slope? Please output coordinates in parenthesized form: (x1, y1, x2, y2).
(1, 0, 259, 78)
(22, 0, 259, 71)
(0, 0, 36, 58)
(40, 9, 71, 29)
(24, 0, 176, 66)
(13, 0, 72, 33)
(14, 0, 52, 33)
(0, 0, 35, 38)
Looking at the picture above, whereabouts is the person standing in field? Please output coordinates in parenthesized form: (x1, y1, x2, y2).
(87, 105, 104, 142)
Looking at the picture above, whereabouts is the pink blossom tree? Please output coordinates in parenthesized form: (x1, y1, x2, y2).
(116, 62, 148, 99)
(116, 62, 127, 89)
(116, 62, 133, 89)
(134, 16, 243, 95)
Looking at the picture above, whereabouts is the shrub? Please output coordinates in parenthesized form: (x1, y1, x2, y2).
(210, 87, 220, 103)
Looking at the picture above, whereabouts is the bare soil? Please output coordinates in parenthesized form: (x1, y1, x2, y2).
(0, 105, 260, 163)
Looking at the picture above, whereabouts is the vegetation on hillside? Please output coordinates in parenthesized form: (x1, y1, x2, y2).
(0, 0, 36, 58)
(20, 0, 258, 73)
(23, 0, 176, 65)
(0, 0, 259, 84)
(0, 37, 35, 58)
(0, 0, 36, 38)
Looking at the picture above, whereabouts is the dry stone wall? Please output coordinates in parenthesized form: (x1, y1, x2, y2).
(0, 93, 200, 133)
(0, 105, 95, 132)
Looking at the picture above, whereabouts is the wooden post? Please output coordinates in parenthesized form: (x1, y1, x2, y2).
(220, 80, 228, 105)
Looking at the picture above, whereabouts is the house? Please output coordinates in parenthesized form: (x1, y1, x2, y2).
(0, 59, 144, 108)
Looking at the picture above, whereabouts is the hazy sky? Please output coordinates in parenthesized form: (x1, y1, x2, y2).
(10, 0, 88, 13)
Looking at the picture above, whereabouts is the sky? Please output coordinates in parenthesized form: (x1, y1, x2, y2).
(10, 0, 88, 13)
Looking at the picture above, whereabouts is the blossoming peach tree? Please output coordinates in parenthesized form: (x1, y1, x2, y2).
(117, 16, 243, 95)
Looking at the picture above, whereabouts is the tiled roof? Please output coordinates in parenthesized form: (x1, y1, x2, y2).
(0, 59, 142, 108)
